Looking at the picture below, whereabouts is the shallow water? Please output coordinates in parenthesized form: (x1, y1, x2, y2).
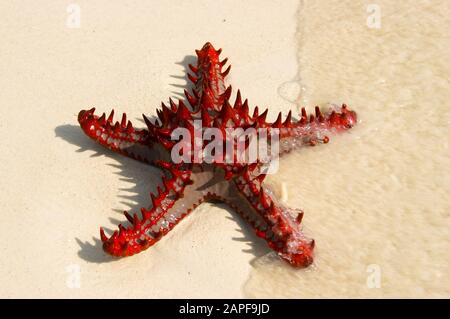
(244, 0, 450, 297)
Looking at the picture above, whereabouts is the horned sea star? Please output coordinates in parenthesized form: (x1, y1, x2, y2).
(77, 42, 357, 267)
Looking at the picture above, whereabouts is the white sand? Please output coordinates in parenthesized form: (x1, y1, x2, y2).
(0, 1, 298, 298)
(0, 0, 448, 298)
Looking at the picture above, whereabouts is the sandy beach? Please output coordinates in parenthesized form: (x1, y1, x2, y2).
(0, 1, 448, 298)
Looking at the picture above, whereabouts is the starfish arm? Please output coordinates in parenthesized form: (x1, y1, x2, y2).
(78, 108, 168, 164)
(277, 104, 357, 157)
(100, 162, 196, 256)
(186, 42, 231, 112)
(225, 165, 314, 267)
(100, 164, 234, 257)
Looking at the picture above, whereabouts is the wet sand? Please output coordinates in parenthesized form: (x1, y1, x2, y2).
(245, 0, 449, 298)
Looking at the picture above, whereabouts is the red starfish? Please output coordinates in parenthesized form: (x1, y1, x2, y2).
(78, 42, 357, 267)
